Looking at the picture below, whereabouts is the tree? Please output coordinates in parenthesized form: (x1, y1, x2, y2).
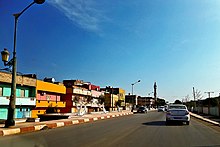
(157, 98, 166, 106)
(98, 95, 105, 104)
(194, 89, 203, 100)
(174, 100, 182, 104)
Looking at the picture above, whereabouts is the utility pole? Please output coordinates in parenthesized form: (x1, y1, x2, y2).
(154, 82, 157, 108)
(193, 87, 196, 112)
(204, 91, 214, 115)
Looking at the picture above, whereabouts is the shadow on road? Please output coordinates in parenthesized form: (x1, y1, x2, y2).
(142, 121, 166, 126)
(142, 121, 187, 126)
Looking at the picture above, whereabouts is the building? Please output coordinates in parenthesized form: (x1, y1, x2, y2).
(0, 71, 36, 119)
(137, 96, 155, 108)
(62, 80, 104, 113)
(125, 94, 138, 106)
(31, 79, 66, 118)
(101, 87, 125, 110)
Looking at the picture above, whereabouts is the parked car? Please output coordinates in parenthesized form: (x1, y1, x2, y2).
(137, 106, 148, 113)
(166, 104, 190, 125)
(158, 106, 165, 112)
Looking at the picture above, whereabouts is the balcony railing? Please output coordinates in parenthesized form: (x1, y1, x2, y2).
(36, 100, 66, 108)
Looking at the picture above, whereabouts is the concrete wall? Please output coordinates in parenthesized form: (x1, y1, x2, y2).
(0, 71, 36, 87)
(195, 106, 219, 117)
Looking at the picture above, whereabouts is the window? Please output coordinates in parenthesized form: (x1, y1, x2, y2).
(0, 87, 2, 96)
(46, 95, 50, 101)
(20, 89, 25, 97)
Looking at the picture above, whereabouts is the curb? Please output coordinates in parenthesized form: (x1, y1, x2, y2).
(190, 112, 220, 126)
(0, 112, 133, 137)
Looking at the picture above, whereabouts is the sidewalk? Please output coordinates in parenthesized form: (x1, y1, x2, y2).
(190, 112, 220, 126)
(0, 110, 133, 137)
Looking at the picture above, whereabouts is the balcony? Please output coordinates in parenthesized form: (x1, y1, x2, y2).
(0, 96, 36, 106)
(73, 88, 91, 96)
(36, 100, 66, 108)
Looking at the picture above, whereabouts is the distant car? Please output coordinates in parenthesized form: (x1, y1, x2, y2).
(166, 104, 190, 125)
(158, 106, 165, 112)
(137, 106, 147, 113)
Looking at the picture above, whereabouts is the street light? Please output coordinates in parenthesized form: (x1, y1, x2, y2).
(1, 0, 45, 128)
(131, 80, 140, 95)
(131, 80, 140, 106)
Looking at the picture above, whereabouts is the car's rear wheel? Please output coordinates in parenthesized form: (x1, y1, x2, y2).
(166, 120, 170, 125)
(186, 121, 189, 125)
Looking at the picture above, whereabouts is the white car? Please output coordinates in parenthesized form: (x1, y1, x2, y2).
(166, 104, 190, 125)
(158, 106, 165, 112)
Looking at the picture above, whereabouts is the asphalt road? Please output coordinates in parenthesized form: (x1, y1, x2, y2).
(1, 111, 220, 147)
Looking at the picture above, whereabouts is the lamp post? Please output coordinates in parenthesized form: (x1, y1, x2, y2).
(111, 87, 114, 111)
(131, 80, 140, 95)
(1, 0, 45, 128)
(131, 80, 140, 106)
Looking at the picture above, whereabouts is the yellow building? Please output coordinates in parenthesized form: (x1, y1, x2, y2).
(104, 93, 119, 111)
(31, 80, 66, 118)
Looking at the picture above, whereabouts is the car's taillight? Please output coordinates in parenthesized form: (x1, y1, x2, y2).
(185, 111, 189, 115)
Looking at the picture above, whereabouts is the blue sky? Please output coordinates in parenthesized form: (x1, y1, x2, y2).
(1, 0, 220, 102)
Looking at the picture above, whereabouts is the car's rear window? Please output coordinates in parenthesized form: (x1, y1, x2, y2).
(169, 106, 186, 109)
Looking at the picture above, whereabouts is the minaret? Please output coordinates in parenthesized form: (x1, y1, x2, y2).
(154, 82, 157, 101)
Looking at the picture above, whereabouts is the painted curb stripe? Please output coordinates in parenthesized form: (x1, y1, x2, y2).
(34, 125, 46, 131)
(20, 126, 35, 133)
(3, 128, 20, 136)
(93, 118, 98, 121)
(101, 116, 105, 119)
(64, 121, 73, 126)
(107, 116, 110, 118)
(84, 119, 90, 122)
(56, 122, 65, 127)
(0, 131, 3, 136)
(47, 123, 57, 128)
(78, 119, 85, 123)
(72, 120, 79, 124)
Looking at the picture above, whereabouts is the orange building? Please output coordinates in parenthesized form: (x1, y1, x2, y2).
(31, 79, 66, 118)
